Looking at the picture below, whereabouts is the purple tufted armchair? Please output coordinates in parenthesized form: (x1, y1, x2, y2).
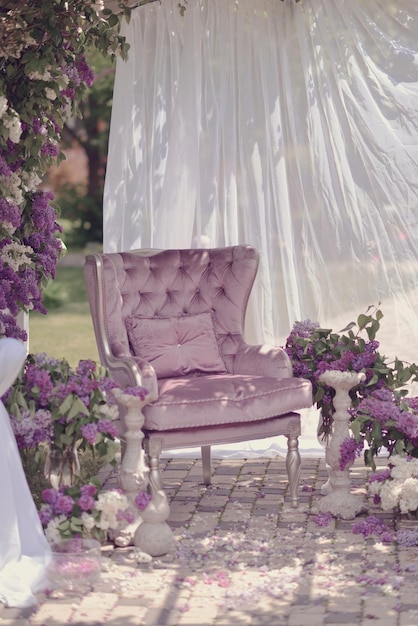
(84, 245, 312, 507)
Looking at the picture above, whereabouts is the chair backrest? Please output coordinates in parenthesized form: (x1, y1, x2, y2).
(84, 245, 259, 374)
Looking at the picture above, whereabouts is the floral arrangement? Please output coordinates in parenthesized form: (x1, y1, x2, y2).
(284, 306, 418, 443)
(368, 456, 418, 517)
(0, 1, 133, 340)
(40, 478, 152, 543)
(3, 353, 121, 479)
(285, 305, 418, 472)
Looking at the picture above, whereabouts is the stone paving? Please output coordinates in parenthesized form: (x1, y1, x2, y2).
(1, 455, 418, 626)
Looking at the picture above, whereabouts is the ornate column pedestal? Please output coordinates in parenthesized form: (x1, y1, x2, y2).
(111, 389, 174, 556)
(317, 412, 332, 495)
(315, 370, 367, 520)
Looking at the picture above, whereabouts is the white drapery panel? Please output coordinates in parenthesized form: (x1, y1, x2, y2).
(104, 0, 418, 363)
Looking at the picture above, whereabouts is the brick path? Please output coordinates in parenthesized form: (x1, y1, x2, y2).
(1, 456, 417, 626)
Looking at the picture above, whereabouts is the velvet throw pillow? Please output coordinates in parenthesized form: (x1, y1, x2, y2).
(125, 311, 227, 378)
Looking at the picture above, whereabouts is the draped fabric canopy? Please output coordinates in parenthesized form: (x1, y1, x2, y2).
(104, 0, 418, 364)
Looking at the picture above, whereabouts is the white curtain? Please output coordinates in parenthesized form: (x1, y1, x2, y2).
(104, 0, 418, 363)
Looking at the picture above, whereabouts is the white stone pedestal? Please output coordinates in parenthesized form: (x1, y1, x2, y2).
(316, 370, 367, 520)
(111, 389, 174, 556)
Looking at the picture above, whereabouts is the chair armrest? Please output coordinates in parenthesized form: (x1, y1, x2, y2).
(233, 342, 293, 378)
(106, 354, 158, 401)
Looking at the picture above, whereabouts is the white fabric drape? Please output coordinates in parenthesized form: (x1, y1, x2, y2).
(104, 0, 418, 455)
(0, 339, 51, 608)
(105, 0, 418, 353)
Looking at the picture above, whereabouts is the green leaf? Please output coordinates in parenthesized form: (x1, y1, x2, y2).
(371, 420, 382, 442)
(356, 314, 370, 330)
(59, 432, 76, 446)
(364, 448, 376, 470)
(349, 419, 361, 440)
(59, 395, 75, 415)
(68, 397, 89, 419)
(70, 518, 84, 532)
(107, 13, 119, 27)
(338, 321, 356, 333)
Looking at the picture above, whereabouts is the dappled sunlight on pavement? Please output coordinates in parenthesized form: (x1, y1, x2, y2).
(2, 456, 418, 625)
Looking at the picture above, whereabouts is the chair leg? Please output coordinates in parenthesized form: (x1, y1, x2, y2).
(286, 432, 301, 508)
(201, 445, 212, 486)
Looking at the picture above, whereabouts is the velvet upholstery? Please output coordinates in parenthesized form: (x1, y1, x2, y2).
(84, 245, 313, 505)
(125, 311, 226, 378)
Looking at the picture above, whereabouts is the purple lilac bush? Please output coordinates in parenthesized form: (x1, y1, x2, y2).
(0, 2, 131, 339)
(3, 353, 121, 465)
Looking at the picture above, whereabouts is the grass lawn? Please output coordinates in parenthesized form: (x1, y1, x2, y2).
(29, 263, 100, 367)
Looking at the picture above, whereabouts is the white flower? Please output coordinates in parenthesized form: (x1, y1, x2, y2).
(45, 515, 67, 543)
(0, 172, 24, 206)
(45, 87, 57, 101)
(391, 456, 418, 480)
(0, 96, 8, 118)
(399, 477, 418, 514)
(1, 219, 17, 235)
(58, 74, 70, 87)
(21, 170, 42, 193)
(379, 480, 403, 511)
(23, 34, 38, 47)
(97, 518, 111, 531)
(95, 489, 130, 530)
(369, 480, 380, 496)
(81, 512, 96, 531)
(28, 69, 52, 81)
(93, 0, 104, 12)
(4, 112, 22, 143)
(99, 403, 119, 420)
(0, 242, 34, 271)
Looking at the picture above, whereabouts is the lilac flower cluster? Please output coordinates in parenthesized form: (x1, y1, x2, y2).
(0, 198, 21, 233)
(339, 437, 364, 471)
(354, 391, 403, 423)
(314, 512, 333, 527)
(41, 483, 100, 522)
(351, 515, 393, 543)
(0, 189, 62, 339)
(10, 409, 53, 449)
(396, 529, 418, 547)
(352, 388, 418, 460)
(135, 491, 152, 510)
(81, 419, 118, 445)
(369, 468, 391, 483)
(123, 386, 149, 401)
